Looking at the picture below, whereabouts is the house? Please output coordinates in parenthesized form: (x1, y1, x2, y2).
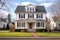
(50, 20, 56, 30)
(14, 4, 47, 32)
(54, 16, 60, 31)
(0, 18, 7, 29)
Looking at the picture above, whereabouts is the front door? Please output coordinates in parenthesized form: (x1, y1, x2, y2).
(28, 22, 35, 32)
(29, 23, 33, 29)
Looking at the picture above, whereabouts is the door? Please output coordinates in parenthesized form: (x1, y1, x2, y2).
(29, 23, 33, 29)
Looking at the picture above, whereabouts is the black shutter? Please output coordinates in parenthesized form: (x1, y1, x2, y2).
(41, 14, 43, 18)
(43, 22, 44, 27)
(19, 14, 20, 18)
(24, 14, 25, 18)
(28, 14, 29, 18)
(17, 22, 18, 27)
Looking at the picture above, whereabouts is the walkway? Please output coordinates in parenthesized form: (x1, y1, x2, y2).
(31, 32, 39, 37)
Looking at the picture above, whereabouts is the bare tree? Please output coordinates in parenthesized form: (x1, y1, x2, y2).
(0, 0, 11, 11)
(49, 0, 60, 16)
(46, 17, 51, 34)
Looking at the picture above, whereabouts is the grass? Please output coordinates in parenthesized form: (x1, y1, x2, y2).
(0, 30, 60, 37)
(36, 32, 60, 37)
(0, 31, 32, 37)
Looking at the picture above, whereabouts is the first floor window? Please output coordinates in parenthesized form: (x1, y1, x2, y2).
(36, 22, 44, 27)
(22, 22, 25, 27)
(17, 22, 21, 27)
(36, 22, 40, 27)
(17, 22, 25, 27)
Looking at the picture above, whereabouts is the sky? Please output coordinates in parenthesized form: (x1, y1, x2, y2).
(0, 0, 55, 22)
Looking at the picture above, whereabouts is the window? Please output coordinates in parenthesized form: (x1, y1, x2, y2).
(27, 8, 29, 12)
(30, 8, 34, 12)
(17, 22, 25, 27)
(41, 22, 44, 27)
(17, 22, 21, 27)
(36, 22, 44, 27)
(19, 14, 25, 18)
(41, 22, 42, 27)
(36, 14, 43, 18)
(28, 14, 34, 18)
(27, 8, 35, 12)
(36, 22, 40, 27)
(22, 22, 25, 27)
(36, 14, 40, 18)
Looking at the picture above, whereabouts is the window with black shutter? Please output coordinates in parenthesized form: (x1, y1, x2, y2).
(36, 22, 40, 27)
(28, 14, 34, 18)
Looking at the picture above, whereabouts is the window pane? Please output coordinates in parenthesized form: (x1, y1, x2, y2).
(20, 14, 25, 18)
(17, 22, 21, 27)
(22, 22, 25, 27)
(28, 14, 34, 18)
(36, 14, 40, 18)
(36, 22, 40, 27)
(41, 22, 42, 27)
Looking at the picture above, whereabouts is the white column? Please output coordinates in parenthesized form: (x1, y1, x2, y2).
(25, 14, 28, 19)
(35, 22, 36, 29)
(15, 21, 17, 29)
(34, 14, 36, 19)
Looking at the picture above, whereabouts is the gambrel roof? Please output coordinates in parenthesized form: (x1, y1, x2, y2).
(15, 5, 47, 13)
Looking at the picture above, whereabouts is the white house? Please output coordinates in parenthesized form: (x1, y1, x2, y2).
(0, 18, 7, 29)
(55, 16, 60, 30)
(50, 20, 56, 30)
(14, 4, 47, 32)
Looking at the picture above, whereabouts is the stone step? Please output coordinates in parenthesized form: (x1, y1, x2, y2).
(28, 29, 35, 32)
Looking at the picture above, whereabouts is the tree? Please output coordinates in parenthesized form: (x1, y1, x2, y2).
(9, 22, 15, 32)
(52, 15, 58, 22)
(49, 0, 60, 16)
(46, 17, 51, 34)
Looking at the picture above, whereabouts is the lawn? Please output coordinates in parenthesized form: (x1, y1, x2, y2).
(0, 31, 32, 37)
(0, 30, 60, 37)
(36, 32, 60, 37)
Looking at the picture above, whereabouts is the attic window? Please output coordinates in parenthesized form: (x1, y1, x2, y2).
(27, 8, 35, 12)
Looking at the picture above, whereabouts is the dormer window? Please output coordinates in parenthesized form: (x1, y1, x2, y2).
(26, 7, 35, 12)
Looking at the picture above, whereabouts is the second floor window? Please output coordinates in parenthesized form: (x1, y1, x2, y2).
(36, 13, 43, 18)
(19, 14, 25, 18)
(28, 14, 34, 18)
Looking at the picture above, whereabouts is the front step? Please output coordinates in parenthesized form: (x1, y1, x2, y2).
(28, 29, 35, 32)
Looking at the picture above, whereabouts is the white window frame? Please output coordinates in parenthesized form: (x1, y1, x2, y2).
(36, 13, 43, 19)
(28, 14, 34, 18)
(19, 14, 25, 19)
(17, 22, 25, 27)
